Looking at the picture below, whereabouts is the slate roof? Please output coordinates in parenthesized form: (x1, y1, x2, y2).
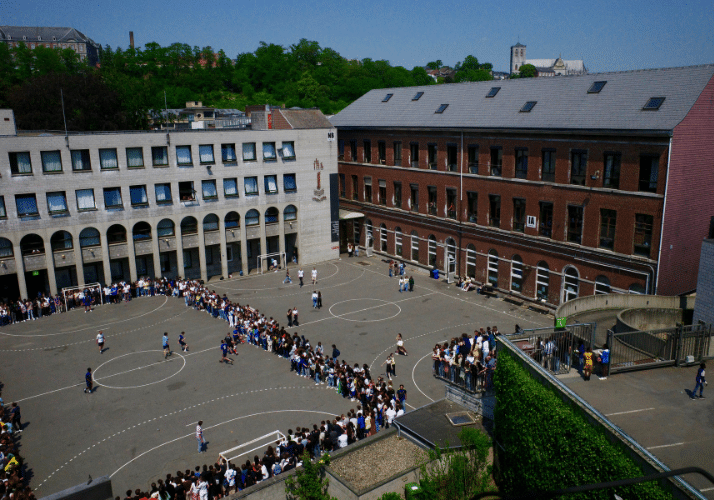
(278, 109, 333, 129)
(330, 64, 714, 133)
(0, 26, 98, 47)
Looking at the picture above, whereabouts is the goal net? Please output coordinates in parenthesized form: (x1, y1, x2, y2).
(62, 282, 103, 310)
(219, 430, 286, 464)
(257, 252, 287, 274)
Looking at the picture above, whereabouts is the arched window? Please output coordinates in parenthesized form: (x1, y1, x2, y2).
(380, 224, 388, 252)
(284, 205, 297, 221)
(107, 224, 127, 244)
(411, 231, 419, 262)
(0, 237, 13, 257)
(245, 209, 260, 226)
(428, 235, 437, 267)
(203, 214, 219, 232)
(488, 249, 499, 285)
(181, 216, 198, 235)
(595, 276, 611, 295)
(536, 261, 549, 302)
(511, 254, 523, 292)
(51, 231, 73, 251)
(225, 212, 240, 228)
(133, 222, 152, 240)
(466, 244, 477, 278)
(265, 207, 279, 224)
(563, 266, 579, 302)
(157, 219, 175, 237)
(395, 227, 403, 256)
(629, 283, 646, 295)
(79, 228, 101, 247)
(21, 234, 45, 255)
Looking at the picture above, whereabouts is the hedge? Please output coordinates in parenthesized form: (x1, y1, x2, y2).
(493, 349, 672, 499)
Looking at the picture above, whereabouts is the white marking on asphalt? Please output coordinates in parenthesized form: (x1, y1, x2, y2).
(646, 442, 685, 450)
(605, 408, 655, 417)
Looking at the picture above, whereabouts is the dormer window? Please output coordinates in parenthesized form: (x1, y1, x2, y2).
(588, 81, 607, 93)
(412, 92, 424, 101)
(643, 97, 665, 110)
(382, 93, 393, 102)
(435, 104, 449, 114)
(486, 87, 501, 98)
(520, 101, 537, 112)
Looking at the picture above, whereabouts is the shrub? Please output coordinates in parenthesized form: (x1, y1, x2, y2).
(285, 451, 337, 500)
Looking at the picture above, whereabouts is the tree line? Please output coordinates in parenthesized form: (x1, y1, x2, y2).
(0, 39, 494, 131)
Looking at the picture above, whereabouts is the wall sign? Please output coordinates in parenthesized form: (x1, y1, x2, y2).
(526, 215, 537, 228)
(312, 158, 326, 202)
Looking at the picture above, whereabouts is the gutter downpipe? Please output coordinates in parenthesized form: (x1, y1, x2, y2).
(458, 131, 464, 278)
(655, 135, 673, 294)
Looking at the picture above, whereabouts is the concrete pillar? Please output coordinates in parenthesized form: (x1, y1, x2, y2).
(259, 214, 267, 273)
(45, 250, 58, 296)
(278, 209, 286, 268)
(13, 244, 27, 300)
(197, 220, 208, 282)
(176, 220, 185, 279)
(99, 231, 112, 286)
(126, 235, 138, 283)
(151, 229, 162, 279)
(72, 235, 85, 285)
(219, 220, 229, 279)
(239, 219, 248, 275)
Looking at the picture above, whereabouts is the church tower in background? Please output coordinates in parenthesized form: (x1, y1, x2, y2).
(510, 42, 526, 75)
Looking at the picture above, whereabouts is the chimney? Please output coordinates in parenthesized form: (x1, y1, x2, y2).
(129, 31, 134, 49)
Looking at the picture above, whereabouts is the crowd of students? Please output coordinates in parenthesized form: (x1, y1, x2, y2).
(431, 328, 500, 392)
(0, 392, 33, 500)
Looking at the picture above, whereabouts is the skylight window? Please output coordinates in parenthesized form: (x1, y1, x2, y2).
(643, 97, 665, 110)
(520, 101, 537, 113)
(382, 93, 393, 102)
(588, 81, 607, 93)
(435, 104, 449, 114)
(412, 92, 424, 101)
(486, 87, 501, 98)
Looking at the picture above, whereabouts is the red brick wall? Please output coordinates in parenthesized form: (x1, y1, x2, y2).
(658, 75, 714, 295)
(272, 109, 292, 130)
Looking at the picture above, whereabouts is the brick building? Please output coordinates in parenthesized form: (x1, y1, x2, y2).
(0, 26, 100, 66)
(331, 64, 714, 307)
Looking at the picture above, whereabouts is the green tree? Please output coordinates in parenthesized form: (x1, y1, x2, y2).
(426, 59, 443, 69)
(517, 63, 537, 78)
(285, 451, 337, 500)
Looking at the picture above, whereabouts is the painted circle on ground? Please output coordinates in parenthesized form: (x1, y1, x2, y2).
(93, 350, 187, 389)
(328, 298, 401, 323)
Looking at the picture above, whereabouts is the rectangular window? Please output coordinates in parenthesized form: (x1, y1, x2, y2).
(9, 152, 32, 174)
(104, 187, 123, 208)
(126, 147, 144, 168)
(242, 143, 256, 161)
(282, 141, 296, 159)
(161, 253, 171, 273)
(490, 147, 502, 176)
(378, 141, 386, 164)
(468, 145, 478, 174)
(427, 186, 438, 215)
(199, 145, 215, 164)
(447, 144, 458, 172)
(378, 179, 387, 205)
(16, 194, 39, 216)
(155, 183, 172, 204)
(539, 202, 553, 238)
(179, 181, 195, 201)
(71, 149, 91, 171)
(0, 196, 6, 218)
(364, 176, 372, 202)
(244, 176, 258, 196)
(603, 153, 621, 189)
(41, 150, 63, 172)
(350, 141, 357, 162)
(600, 209, 617, 250)
(176, 146, 193, 166)
(76, 189, 96, 210)
(567, 205, 584, 244)
(541, 149, 555, 182)
(393, 181, 402, 208)
(282, 173, 297, 193)
(151, 146, 168, 166)
(99, 148, 118, 170)
(363, 141, 371, 163)
(446, 188, 457, 219)
(410, 143, 419, 168)
(393, 142, 402, 166)
(513, 198, 526, 232)
(639, 155, 659, 193)
(183, 250, 192, 268)
(634, 214, 654, 257)
(410, 184, 419, 212)
(467, 192, 478, 223)
(264, 175, 278, 194)
(570, 150, 587, 186)
(338, 139, 344, 160)
(223, 178, 238, 198)
(263, 142, 277, 161)
(352, 175, 359, 200)
(129, 185, 148, 206)
(205, 248, 213, 265)
(221, 143, 237, 163)
(428, 144, 438, 170)
(46, 191, 68, 214)
(489, 195, 501, 228)
(515, 149, 528, 179)
(202, 179, 218, 199)
(339, 174, 346, 197)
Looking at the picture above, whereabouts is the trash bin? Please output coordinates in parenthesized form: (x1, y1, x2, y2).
(431, 269, 439, 280)
(405, 482, 423, 499)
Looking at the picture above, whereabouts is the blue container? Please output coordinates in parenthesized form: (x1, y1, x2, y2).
(432, 269, 439, 279)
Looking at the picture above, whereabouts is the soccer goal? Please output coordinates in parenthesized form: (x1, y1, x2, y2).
(62, 283, 103, 310)
(257, 252, 287, 274)
(218, 430, 286, 464)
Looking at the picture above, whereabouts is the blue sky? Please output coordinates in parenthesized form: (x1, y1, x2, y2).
(3, 0, 713, 73)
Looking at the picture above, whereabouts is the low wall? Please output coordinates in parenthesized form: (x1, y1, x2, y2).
(445, 384, 495, 419)
(616, 308, 683, 333)
(39, 475, 113, 500)
(556, 294, 695, 321)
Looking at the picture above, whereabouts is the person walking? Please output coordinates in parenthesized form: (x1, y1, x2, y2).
(382, 353, 396, 380)
(196, 421, 205, 453)
(408, 276, 415, 292)
(287, 308, 293, 327)
(298, 268, 304, 287)
(163, 333, 171, 360)
(692, 362, 706, 399)
(179, 331, 189, 352)
(220, 339, 234, 364)
(283, 269, 292, 284)
(9, 403, 21, 433)
(312, 291, 318, 309)
(311, 267, 318, 285)
(317, 291, 323, 309)
(84, 367, 93, 393)
(96, 330, 105, 354)
(292, 306, 299, 326)
(347, 242, 353, 257)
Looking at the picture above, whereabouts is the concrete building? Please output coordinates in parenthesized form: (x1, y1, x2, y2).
(0, 108, 339, 300)
(331, 64, 714, 307)
(510, 42, 586, 76)
(0, 26, 100, 66)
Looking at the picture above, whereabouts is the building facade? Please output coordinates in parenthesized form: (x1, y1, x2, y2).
(0, 109, 338, 301)
(332, 65, 714, 307)
(510, 42, 586, 76)
(0, 26, 100, 66)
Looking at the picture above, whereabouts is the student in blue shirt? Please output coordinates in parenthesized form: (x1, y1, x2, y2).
(84, 368, 93, 393)
(220, 340, 234, 364)
(179, 332, 189, 352)
(163, 333, 171, 359)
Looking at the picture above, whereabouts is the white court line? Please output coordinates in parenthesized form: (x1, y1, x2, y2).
(700, 487, 714, 492)
(605, 408, 655, 417)
(646, 442, 685, 450)
(212, 262, 340, 291)
(411, 350, 439, 403)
